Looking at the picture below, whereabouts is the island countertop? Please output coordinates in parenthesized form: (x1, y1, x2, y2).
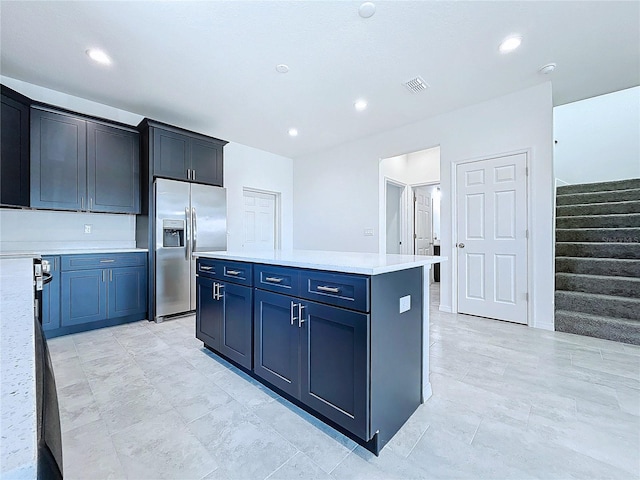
(194, 249, 444, 275)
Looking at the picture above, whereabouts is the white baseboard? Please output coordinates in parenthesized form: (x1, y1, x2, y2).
(421, 382, 433, 403)
(439, 305, 452, 313)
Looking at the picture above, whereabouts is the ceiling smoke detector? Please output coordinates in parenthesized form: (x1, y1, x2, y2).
(403, 76, 429, 93)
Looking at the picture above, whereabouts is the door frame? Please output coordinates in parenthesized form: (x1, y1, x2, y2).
(450, 148, 532, 326)
(383, 178, 410, 254)
(242, 187, 282, 250)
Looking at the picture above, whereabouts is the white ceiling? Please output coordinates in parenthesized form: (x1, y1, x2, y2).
(1, 1, 638, 159)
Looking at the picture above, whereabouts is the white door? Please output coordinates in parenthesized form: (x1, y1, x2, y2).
(456, 153, 528, 324)
(386, 182, 403, 254)
(243, 189, 277, 250)
(414, 185, 433, 256)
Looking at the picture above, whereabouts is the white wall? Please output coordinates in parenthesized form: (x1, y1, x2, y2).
(294, 83, 554, 330)
(0, 77, 295, 252)
(224, 143, 294, 251)
(554, 86, 640, 184)
(381, 147, 440, 185)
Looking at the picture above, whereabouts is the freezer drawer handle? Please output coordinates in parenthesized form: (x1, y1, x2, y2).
(226, 270, 241, 276)
(264, 277, 283, 283)
(200, 266, 213, 271)
(316, 285, 340, 294)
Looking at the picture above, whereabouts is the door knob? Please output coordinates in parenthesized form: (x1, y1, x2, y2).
(458, 243, 465, 248)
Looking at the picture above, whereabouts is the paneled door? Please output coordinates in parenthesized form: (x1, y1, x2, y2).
(243, 189, 277, 250)
(456, 153, 528, 324)
(414, 185, 433, 256)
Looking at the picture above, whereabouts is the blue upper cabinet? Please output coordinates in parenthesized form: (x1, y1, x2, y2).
(1, 87, 30, 207)
(87, 121, 140, 214)
(30, 106, 140, 214)
(30, 108, 87, 210)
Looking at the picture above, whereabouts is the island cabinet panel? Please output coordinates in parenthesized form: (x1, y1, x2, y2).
(1, 89, 30, 207)
(30, 108, 87, 210)
(196, 275, 222, 350)
(253, 289, 300, 398)
(87, 122, 140, 214)
(301, 301, 369, 439)
(196, 259, 254, 369)
(41, 256, 61, 331)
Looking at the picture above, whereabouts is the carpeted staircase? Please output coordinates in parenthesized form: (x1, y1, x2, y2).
(554, 178, 640, 345)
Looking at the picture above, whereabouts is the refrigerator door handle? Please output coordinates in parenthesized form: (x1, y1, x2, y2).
(185, 207, 191, 261)
(192, 207, 197, 253)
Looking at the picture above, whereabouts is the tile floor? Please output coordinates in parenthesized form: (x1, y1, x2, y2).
(48, 285, 640, 479)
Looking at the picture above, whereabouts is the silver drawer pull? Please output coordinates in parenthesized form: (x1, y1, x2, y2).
(200, 266, 213, 271)
(265, 277, 283, 283)
(317, 286, 340, 293)
(100, 259, 115, 263)
(226, 270, 241, 275)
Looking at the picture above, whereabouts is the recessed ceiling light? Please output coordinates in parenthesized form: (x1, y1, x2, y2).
(499, 36, 522, 54)
(276, 64, 289, 74)
(354, 99, 368, 111)
(86, 48, 112, 65)
(539, 63, 557, 75)
(359, 2, 376, 18)
(288, 128, 298, 137)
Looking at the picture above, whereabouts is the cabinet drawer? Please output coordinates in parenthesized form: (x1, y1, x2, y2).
(212, 260, 253, 286)
(196, 258, 218, 278)
(300, 270, 369, 312)
(254, 265, 300, 296)
(61, 252, 146, 271)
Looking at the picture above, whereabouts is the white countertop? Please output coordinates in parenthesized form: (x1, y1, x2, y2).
(0, 257, 37, 478)
(194, 250, 445, 275)
(0, 247, 148, 257)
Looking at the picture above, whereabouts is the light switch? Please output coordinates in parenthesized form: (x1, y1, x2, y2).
(364, 228, 374, 236)
(399, 295, 411, 313)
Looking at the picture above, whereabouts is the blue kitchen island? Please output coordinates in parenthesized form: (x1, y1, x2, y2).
(193, 250, 443, 455)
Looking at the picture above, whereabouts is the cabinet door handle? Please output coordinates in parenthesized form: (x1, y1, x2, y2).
(187, 168, 191, 180)
(90, 197, 93, 210)
(193, 169, 196, 181)
(217, 284, 224, 300)
(264, 277, 283, 283)
(81, 197, 84, 209)
(212, 283, 217, 299)
(316, 285, 339, 294)
(100, 259, 115, 263)
(109, 270, 112, 281)
(102, 270, 106, 282)
(290, 301, 298, 326)
(200, 266, 213, 271)
(298, 304, 305, 328)
(226, 270, 241, 276)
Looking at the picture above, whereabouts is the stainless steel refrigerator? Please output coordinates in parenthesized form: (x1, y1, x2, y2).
(153, 178, 226, 321)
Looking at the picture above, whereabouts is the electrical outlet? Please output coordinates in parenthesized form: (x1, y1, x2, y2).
(399, 295, 411, 313)
(363, 228, 374, 236)
(84, 224, 92, 234)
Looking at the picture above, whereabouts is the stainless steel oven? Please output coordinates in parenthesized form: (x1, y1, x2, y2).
(33, 258, 63, 479)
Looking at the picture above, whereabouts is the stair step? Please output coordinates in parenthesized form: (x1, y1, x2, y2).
(557, 188, 640, 206)
(556, 200, 640, 217)
(554, 310, 640, 345)
(555, 228, 640, 243)
(555, 273, 640, 297)
(555, 257, 640, 277)
(557, 178, 640, 195)
(556, 213, 640, 229)
(555, 291, 640, 320)
(555, 242, 640, 259)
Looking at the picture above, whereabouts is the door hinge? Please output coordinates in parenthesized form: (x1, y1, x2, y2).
(525, 292, 529, 302)
(526, 229, 529, 239)
(525, 167, 529, 176)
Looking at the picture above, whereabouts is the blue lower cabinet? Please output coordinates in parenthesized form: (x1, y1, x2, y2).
(61, 269, 108, 326)
(42, 256, 61, 331)
(109, 266, 147, 317)
(196, 276, 222, 350)
(219, 283, 253, 370)
(301, 301, 369, 439)
(253, 290, 300, 398)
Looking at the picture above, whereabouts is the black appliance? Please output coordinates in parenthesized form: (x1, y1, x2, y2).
(33, 258, 63, 479)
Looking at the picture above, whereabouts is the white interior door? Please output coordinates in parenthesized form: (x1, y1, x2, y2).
(456, 153, 528, 324)
(243, 189, 277, 250)
(386, 182, 403, 254)
(414, 185, 433, 256)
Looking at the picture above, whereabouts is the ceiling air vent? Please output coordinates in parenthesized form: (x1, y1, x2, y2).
(403, 76, 429, 93)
